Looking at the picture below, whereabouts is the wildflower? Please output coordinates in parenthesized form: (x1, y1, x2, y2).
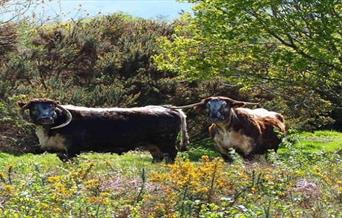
(87, 194, 109, 205)
(0, 172, 5, 183)
(293, 179, 321, 198)
(220, 196, 234, 203)
(85, 179, 100, 189)
(237, 204, 248, 213)
(47, 176, 61, 183)
(3, 185, 15, 194)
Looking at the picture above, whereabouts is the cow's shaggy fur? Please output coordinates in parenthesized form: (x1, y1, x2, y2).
(19, 99, 189, 162)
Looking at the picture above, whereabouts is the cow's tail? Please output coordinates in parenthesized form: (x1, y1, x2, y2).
(275, 114, 287, 133)
(176, 109, 189, 151)
(273, 114, 288, 140)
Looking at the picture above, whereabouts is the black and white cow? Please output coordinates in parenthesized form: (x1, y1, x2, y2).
(18, 98, 189, 162)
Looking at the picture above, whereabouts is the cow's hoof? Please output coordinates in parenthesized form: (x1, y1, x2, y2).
(163, 153, 176, 164)
(221, 154, 234, 163)
(152, 156, 164, 163)
(178, 146, 189, 152)
(57, 153, 77, 162)
(57, 153, 70, 162)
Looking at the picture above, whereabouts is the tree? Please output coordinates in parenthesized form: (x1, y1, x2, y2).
(155, 0, 341, 128)
(0, 0, 38, 60)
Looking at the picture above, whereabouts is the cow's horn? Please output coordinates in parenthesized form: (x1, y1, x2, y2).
(51, 105, 72, 129)
(163, 101, 205, 109)
(241, 101, 259, 106)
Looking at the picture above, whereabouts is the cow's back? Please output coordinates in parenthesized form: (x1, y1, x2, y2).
(50, 106, 182, 152)
(236, 108, 286, 133)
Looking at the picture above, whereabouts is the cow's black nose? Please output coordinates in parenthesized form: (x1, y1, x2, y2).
(209, 115, 220, 122)
(37, 117, 54, 125)
(209, 113, 225, 122)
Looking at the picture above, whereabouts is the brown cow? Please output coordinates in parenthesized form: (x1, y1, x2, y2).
(174, 96, 286, 161)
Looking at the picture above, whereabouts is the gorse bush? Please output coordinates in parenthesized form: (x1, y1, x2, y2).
(0, 14, 245, 152)
(0, 12, 339, 153)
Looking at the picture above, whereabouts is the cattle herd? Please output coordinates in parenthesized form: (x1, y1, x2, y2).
(18, 96, 286, 163)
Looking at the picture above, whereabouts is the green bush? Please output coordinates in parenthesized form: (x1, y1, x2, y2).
(1, 14, 243, 152)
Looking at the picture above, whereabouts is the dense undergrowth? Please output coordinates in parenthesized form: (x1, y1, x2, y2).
(0, 14, 245, 153)
(0, 131, 341, 217)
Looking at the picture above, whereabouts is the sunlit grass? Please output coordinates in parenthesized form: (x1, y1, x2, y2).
(279, 130, 342, 153)
(294, 130, 342, 151)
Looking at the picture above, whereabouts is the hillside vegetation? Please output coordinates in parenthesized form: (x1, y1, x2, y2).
(0, 1, 341, 217)
(0, 14, 249, 153)
(0, 12, 340, 153)
(0, 131, 341, 217)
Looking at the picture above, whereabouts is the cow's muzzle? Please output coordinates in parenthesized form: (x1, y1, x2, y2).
(37, 117, 55, 125)
(209, 113, 225, 122)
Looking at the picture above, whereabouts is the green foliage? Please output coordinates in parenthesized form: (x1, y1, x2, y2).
(1, 14, 173, 105)
(281, 130, 342, 152)
(155, 0, 342, 128)
(1, 14, 247, 152)
(179, 138, 221, 161)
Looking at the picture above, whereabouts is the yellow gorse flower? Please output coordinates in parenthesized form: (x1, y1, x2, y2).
(150, 156, 230, 197)
(47, 176, 62, 183)
(85, 179, 100, 189)
(3, 184, 15, 194)
(0, 172, 5, 181)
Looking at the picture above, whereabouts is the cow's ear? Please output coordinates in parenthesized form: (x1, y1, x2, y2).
(17, 101, 26, 108)
(18, 101, 31, 120)
(220, 97, 246, 108)
(18, 101, 32, 110)
(194, 99, 209, 112)
(219, 97, 240, 108)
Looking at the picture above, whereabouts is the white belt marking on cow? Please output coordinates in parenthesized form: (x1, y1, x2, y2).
(36, 127, 67, 151)
(238, 108, 280, 119)
(214, 128, 254, 155)
(62, 105, 170, 113)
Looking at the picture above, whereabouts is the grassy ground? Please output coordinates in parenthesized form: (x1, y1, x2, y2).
(289, 130, 342, 152)
(0, 131, 341, 217)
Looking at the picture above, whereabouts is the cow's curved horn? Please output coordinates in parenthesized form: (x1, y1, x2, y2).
(51, 105, 72, 129)
(163, 101, 205, 109)
(240, 101, 259, 106)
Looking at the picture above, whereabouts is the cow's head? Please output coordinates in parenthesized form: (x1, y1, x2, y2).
(18, 98, 72, 129)
(194, 96, 247, 123)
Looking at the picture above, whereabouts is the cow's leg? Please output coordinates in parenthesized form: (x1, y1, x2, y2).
(243, 152, 255, 161)
(159, 144, 178, 164)
(147, 145, 164, 163)
(217, 146, 234, 163)
(57, 152, 77, 162)
(57, 148, 80, 162)
(220, 153, 234, 163)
